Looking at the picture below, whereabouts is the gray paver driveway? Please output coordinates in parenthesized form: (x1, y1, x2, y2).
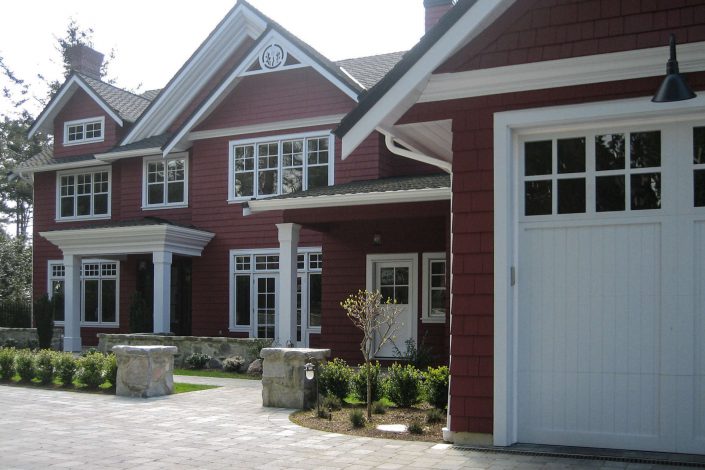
(0, 378, 675, 469)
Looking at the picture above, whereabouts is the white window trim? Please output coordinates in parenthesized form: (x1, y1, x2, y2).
(141, 153, 189, 209)
(227, 130, 334, 202)
(228, 247, 322, 339)
(63, 116, 105, 146)
(55, 166, 112, 222)
(492, 95, 705, 448)
(421, 252, 447, 324)
(47, 259, 120, 328)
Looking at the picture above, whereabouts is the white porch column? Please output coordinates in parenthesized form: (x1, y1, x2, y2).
(63, 254, 82, 352)
(276, 223, 301, 346)
(152, 251, 173, 334)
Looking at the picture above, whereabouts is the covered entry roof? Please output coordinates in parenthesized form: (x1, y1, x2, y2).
(40, 217, 214, 257)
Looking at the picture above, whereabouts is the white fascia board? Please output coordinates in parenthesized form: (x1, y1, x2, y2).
(247, 187, 450, 213)
(421, 41, 705, 103)
(19, 158, 104, 175)
(40, 224, 214, 258)
(163, 28, 359, 157)
(188, 114, 346, 141)
(121, 4, 267, 145)
(340, 0, 516, 159)
(95, 147, 162, 162)
(29, 76, 123, 138)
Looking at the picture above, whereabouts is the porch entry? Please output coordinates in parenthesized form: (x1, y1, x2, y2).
(136, 258, 192, 336)
(366, 254, 418, 358)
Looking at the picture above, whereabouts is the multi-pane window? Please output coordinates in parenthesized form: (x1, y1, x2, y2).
(47, 260, 119, 326)
(230, 133, 332, 199)
(64, 117, 104, 145)
(58, 169, 110, 219)
(231, 250, 322, 342)
(693, 127, 705, 207)
(523, 130, 661, 216)
(421, 253, 447, 323)
(144, 156, 188, 207)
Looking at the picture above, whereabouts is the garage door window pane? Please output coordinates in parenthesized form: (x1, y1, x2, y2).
(596, 134, 625, 171)
(695, 170, 705, 207)
(558, 178, 586, 214)
(694, 127, 705, 207)
(631, 131, 661, 168)
(596, 175, 625, 212)
(525, 181, 552, 215)
(631, 173, 661, 210)
(557, 137, 585, 173)
(693, 127, 705, 164)
(525, 141, 552, 176)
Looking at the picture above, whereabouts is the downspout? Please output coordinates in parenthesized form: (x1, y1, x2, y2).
(383, 132, 451, 173)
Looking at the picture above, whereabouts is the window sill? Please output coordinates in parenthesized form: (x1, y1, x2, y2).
(55, 215, 111, 223)
(79, 322, 120, 328)
(62, 138, 105, 147)
(229, 326, 252, 333)
(141, 204, 188, 211)
(421, 316, 446, 324)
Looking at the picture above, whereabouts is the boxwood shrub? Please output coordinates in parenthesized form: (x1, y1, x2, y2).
(351, 361, 382, 402)
(0, 347, 16, 380)
(318, 358, 352, 401)
(385, 362, 421, 408)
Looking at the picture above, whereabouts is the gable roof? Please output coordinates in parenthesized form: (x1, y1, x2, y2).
(28, 73, 152, 138)
(335, 0, 516, 158)
(337, 51, 407, 90)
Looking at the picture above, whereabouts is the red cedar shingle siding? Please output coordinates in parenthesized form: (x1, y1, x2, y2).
(52, 89, 122, 157)
(438, 0, 705, 73)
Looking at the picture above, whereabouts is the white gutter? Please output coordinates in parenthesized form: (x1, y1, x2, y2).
(95, 147, 162, 162)
(247, 186, 450, 214)
(383, 132, 452, 173)
(15, 158, 104, 175)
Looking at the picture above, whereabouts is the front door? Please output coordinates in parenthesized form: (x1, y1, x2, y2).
(170, 259, 192, 336)
(367, 254, 417, 358)
(254, 274, 277, 339)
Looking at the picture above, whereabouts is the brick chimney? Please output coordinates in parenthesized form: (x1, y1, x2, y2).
(66, 44, 104, 80)
(424, 0, 454, 32)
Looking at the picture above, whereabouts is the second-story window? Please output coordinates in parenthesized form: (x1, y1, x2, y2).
(64, 117, 105, 146)
(57, 167, 111, 220)
(229, 132, 333, 200)
(143, 154, 188, 208)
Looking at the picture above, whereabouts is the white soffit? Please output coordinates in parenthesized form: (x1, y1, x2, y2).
(390, 120, 453, 163)
(120, 4, 267, 145)
(40, 224, 215, 257)
(420, 41, 705, 103)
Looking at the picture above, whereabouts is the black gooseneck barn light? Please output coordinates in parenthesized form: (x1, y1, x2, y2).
(652, 34, 697, 103)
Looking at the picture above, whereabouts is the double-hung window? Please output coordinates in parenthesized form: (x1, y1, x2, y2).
(64, 117, 105, 146)
(229, 132, 333, 200)
(421, 253, 447, 323)
(47, 260, 119, 326)
(57, 167, 111, 220)
(143, 154, 188, 208)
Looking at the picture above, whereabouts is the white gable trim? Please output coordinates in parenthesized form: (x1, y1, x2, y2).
(95, 147, 162, 162)
(340, 0, 516, 159)
(188, 114, 346, 141)
(120, 3, 267, 145)
(421, 41, 705, 103)
(29, 75, 123, 138)
(162, 28, 359, 157)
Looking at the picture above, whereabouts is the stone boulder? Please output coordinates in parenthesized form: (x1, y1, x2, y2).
(112, 345, 177, 398)
(247, 358, 263, 376)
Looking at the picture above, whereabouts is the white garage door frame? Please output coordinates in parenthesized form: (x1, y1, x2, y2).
(492, 94, 705, 449)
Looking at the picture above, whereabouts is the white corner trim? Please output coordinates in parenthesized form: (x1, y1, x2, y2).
(421, 41, 705, 103)
(95, 147, 162, 162)
(29, 76, 123, 138)
(247, 187, 451, 213)
(340, 0, 516, 159)
(188, 114, 346, 141)
(492, 93, 705, 448)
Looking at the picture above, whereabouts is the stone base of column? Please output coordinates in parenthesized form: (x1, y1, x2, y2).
(63, 336, 82, 353)
(113, 345, 177, 398)
(261, 347, 330, 409)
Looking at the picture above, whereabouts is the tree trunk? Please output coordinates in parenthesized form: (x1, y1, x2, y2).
(366, 360, 372, 420)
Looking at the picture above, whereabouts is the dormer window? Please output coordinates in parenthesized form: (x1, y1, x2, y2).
(64, 117, 105, 146)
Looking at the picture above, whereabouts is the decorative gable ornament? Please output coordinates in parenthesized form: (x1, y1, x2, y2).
(260, 43, 286, 69)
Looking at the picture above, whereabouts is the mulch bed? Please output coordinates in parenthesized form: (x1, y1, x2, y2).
(290, 403, 446, 442)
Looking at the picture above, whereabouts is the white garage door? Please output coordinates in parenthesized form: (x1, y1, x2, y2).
(516, 121, 705, 453)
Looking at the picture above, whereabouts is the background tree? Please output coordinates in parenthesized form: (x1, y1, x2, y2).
(0, 231, 31, 302)
(341, 289, 402, 419)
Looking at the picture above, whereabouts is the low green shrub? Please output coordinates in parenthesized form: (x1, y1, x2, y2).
(53, 352, 77, 386)
(3, 339, 19, 349)
(35, 349, 55, 385)
(408, 419, 424, 435)
(318, 358, 352, 401)
(222, 355, 245, 372)
(372, 400, 387, 415)
(104, 353, 118, 386)
(15, 349, 35, 381)
(321, 393, 343, 412)
(349, 409, 366, 428)
(185, 352, 211, 370)
(0, 347, 16, 380)
(76, 352, 105, 388)
(426, 408, 445, 424)
(386, 362, 421, 408)
(424, 365, 449, 410)
(351, 361, 382, 402)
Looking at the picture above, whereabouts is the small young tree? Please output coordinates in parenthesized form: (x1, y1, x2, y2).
(341, 289, 402, 419)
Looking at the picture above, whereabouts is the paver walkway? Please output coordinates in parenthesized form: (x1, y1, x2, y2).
(0, 377, 682, 469)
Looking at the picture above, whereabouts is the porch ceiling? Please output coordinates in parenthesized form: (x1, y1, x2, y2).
(39, 218, 214, 257)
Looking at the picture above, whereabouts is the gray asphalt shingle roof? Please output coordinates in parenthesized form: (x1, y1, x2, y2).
(105, 133, 172, 154)
(79, 74, 152, 122)
(15, 149, 96, 171)
(337, 51, 407, 90)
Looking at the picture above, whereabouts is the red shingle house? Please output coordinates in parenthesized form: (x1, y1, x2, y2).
(334, 0, 705, 456)
(19, 1, 450, 364)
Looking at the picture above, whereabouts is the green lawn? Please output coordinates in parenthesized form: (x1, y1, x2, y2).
(173, 383, 220, 394)
(173, 368, 259, 380)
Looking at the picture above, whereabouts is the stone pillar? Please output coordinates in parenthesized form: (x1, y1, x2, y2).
(152, 251, 172, 334)
(112, 345, 177, 398)
(276, 223, 301, 346)
(261, 347, 330, 409)
(63, 254, 82, 352)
